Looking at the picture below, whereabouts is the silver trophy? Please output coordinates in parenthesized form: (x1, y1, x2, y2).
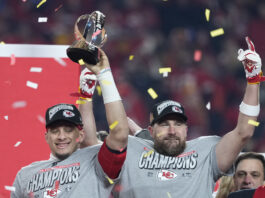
(67, 11, 107, 65)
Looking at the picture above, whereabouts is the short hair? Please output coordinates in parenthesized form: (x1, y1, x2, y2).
(235, 152, 265, 180)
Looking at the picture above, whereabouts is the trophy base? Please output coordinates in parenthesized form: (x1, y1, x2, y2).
(67, 47, 99, 65)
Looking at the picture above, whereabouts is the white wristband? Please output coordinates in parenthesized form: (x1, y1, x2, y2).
(97, 69, 121, 104)
(239, 102, 260, 117)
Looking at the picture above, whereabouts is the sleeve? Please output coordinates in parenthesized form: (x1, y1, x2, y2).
(11, 171, 23, 198)
(97, 140, 127, 179)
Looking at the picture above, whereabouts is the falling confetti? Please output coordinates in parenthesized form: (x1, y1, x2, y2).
(106, 176, 114, 184)
(12, 101, 27, 109)
(159, 67, 171, 74)
(129, 55, 134, 61)
(37, 0, 47, 8)
(102, 80, 112, 85)
(54, 57, 67, 66)
(205, 9, 210, 22)
(37, 115, 45, 124)
(76, 99, 87, 104)
(54, 4, 63, 12)
(26, 81, 38, 89)
(78, 59, 85, 65)
(10, 54, 16, 65)
(30, 67, 42, 72)
(22, 0, 27, 2)
(147, 88, 158, 99)
(210, 28, 224, 37)
(0, 41, 5, 45)
(14, 141, 22, 147)
(144, 150, 154, 158)
(109, 121, 119, 130)
(38, 17, 48, 23)
(206, 102, 211, 110)
(5, 186, 15, 192)
(194, 50, 202, 62)
(79, 97, 92, 101)
(167, 192, 172, 198)
(248, 120, 260, 127)
(96, 85, 101, 96)
(4, 115, 8, 120)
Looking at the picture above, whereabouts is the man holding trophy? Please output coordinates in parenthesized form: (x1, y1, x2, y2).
(11, 11, 129, 198)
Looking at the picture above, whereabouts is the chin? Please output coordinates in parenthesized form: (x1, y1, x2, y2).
(55, 153, 71, 160)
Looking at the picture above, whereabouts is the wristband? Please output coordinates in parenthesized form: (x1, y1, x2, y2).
(239, 102, 260, 117)
(97, 69, 121, 104)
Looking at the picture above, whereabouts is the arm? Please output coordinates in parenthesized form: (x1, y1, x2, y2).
(84, 49, 129, 178)
(216, 37, 261, 172)
(127, 117, 143, 136)
(78, 68, 100, 147)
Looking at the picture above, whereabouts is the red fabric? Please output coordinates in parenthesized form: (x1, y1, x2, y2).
(98, 140, 127, 179)
(253, 186, 265, 198)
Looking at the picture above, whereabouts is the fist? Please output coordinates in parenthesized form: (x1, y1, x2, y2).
(79, 68, 97, 98)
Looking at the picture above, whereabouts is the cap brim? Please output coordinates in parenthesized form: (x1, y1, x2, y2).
(151, 112, 187, 126)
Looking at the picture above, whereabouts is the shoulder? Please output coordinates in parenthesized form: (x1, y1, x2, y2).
(187, 135, 221, 146)
(128, 135, 154, 147)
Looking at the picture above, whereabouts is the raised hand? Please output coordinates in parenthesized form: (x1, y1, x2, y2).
(79, 68, 97, 99)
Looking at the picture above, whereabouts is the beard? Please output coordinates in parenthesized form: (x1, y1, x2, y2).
(54, 153, 71, 161)
(154, 136, 186, 156)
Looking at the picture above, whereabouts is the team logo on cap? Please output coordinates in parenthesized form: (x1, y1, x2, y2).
(63, 110, 75, 118)
(157, 170, 177, 181)
(172, 106, 182, 113)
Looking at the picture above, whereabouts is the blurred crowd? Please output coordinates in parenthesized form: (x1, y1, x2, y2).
(1, 0, 265, 151)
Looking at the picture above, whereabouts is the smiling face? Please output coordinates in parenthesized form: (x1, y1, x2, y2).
(149, 114, 188, 156)
(45, 121, 84, 160)
(234, 158, 264, 190)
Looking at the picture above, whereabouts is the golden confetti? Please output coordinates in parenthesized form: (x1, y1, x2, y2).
(78, 59, 85, 65)
(76, 100, 87, 104)
(205, 9, 210, 22)
(167, 192, 172, 198)
(144, 150, 154, 158)
(96, 85, 101, 96)
(37, 0, 47, 8)
(210, 28, 224, 37)
(0, 41, 5, 45)
(129, 55, 134, 61)
(102, 80, 112, 85)
(79, 97, 92, 101)
(106, 176, 114, 184)
(159, 67, 171, 74)
(109, 121, 119, 130)
(248, 120, 259, 127)
(147, 88, 158, 99)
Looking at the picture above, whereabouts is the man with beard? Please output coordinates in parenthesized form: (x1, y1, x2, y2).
(109, 37, 263, 197)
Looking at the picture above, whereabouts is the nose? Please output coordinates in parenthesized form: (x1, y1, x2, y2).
(168, 125, 176, 135)
(57, 130, 66, 140)
(243, 175, 252, 185)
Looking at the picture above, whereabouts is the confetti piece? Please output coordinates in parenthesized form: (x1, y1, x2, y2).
(248, 120, 260, 127)
(147, 88, 158, 99)
(37, 0, 47, 8)
(78, 59, 85, 65)
(163, 72, 168, 77)
(22, 0, 27, 2)
(30, 67, 42, 72)
(12, 101, 27, 109)
(5, 186, 15, 192)
(54, 57, 67, 66)
(79, 97, 92, 101)
(194, 50, 202, 62)
(210, 28, 224, 37)
(159, 67, 171, 74)
(144, 150, 154, 158)
(157, 132, 163, 137)
(76, 100, 87, 104)
(10, 54, 16, 65)
(14, 141, 22, 147)
(205, 9, 210, 22)
(96, 85, 101, 96)
(106, 176, 114, 184)
(4, 115, 8, 120)
(38, 17, 48, 23)
(206, 102, 211, 110)
(167, 192, 172, 198)
(37, 115, 45, 124)
(1, 41, 5, 45)
(109, 121, 119, 130)
(102, 80, 112, 85)
(54, 4, 63, 12)
(26, 81, 38, 89)
(129, 55, 134, 61)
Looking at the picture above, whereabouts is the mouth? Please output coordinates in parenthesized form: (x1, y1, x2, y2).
(55, 142, 70, 149)
(240, 186, 251, 190)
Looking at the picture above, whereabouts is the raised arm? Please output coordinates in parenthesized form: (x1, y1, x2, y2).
(84, 49, 129, 179)
(216, 37, 262, 172)
(78, 68, 99, 147)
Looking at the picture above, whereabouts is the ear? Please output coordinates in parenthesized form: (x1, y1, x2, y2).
(148, 125, 154, 138)
(77, 129, 85, 143)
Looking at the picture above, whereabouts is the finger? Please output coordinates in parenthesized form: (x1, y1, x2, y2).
(245, 36, 255, 52)
(237, 49, 245, 61)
